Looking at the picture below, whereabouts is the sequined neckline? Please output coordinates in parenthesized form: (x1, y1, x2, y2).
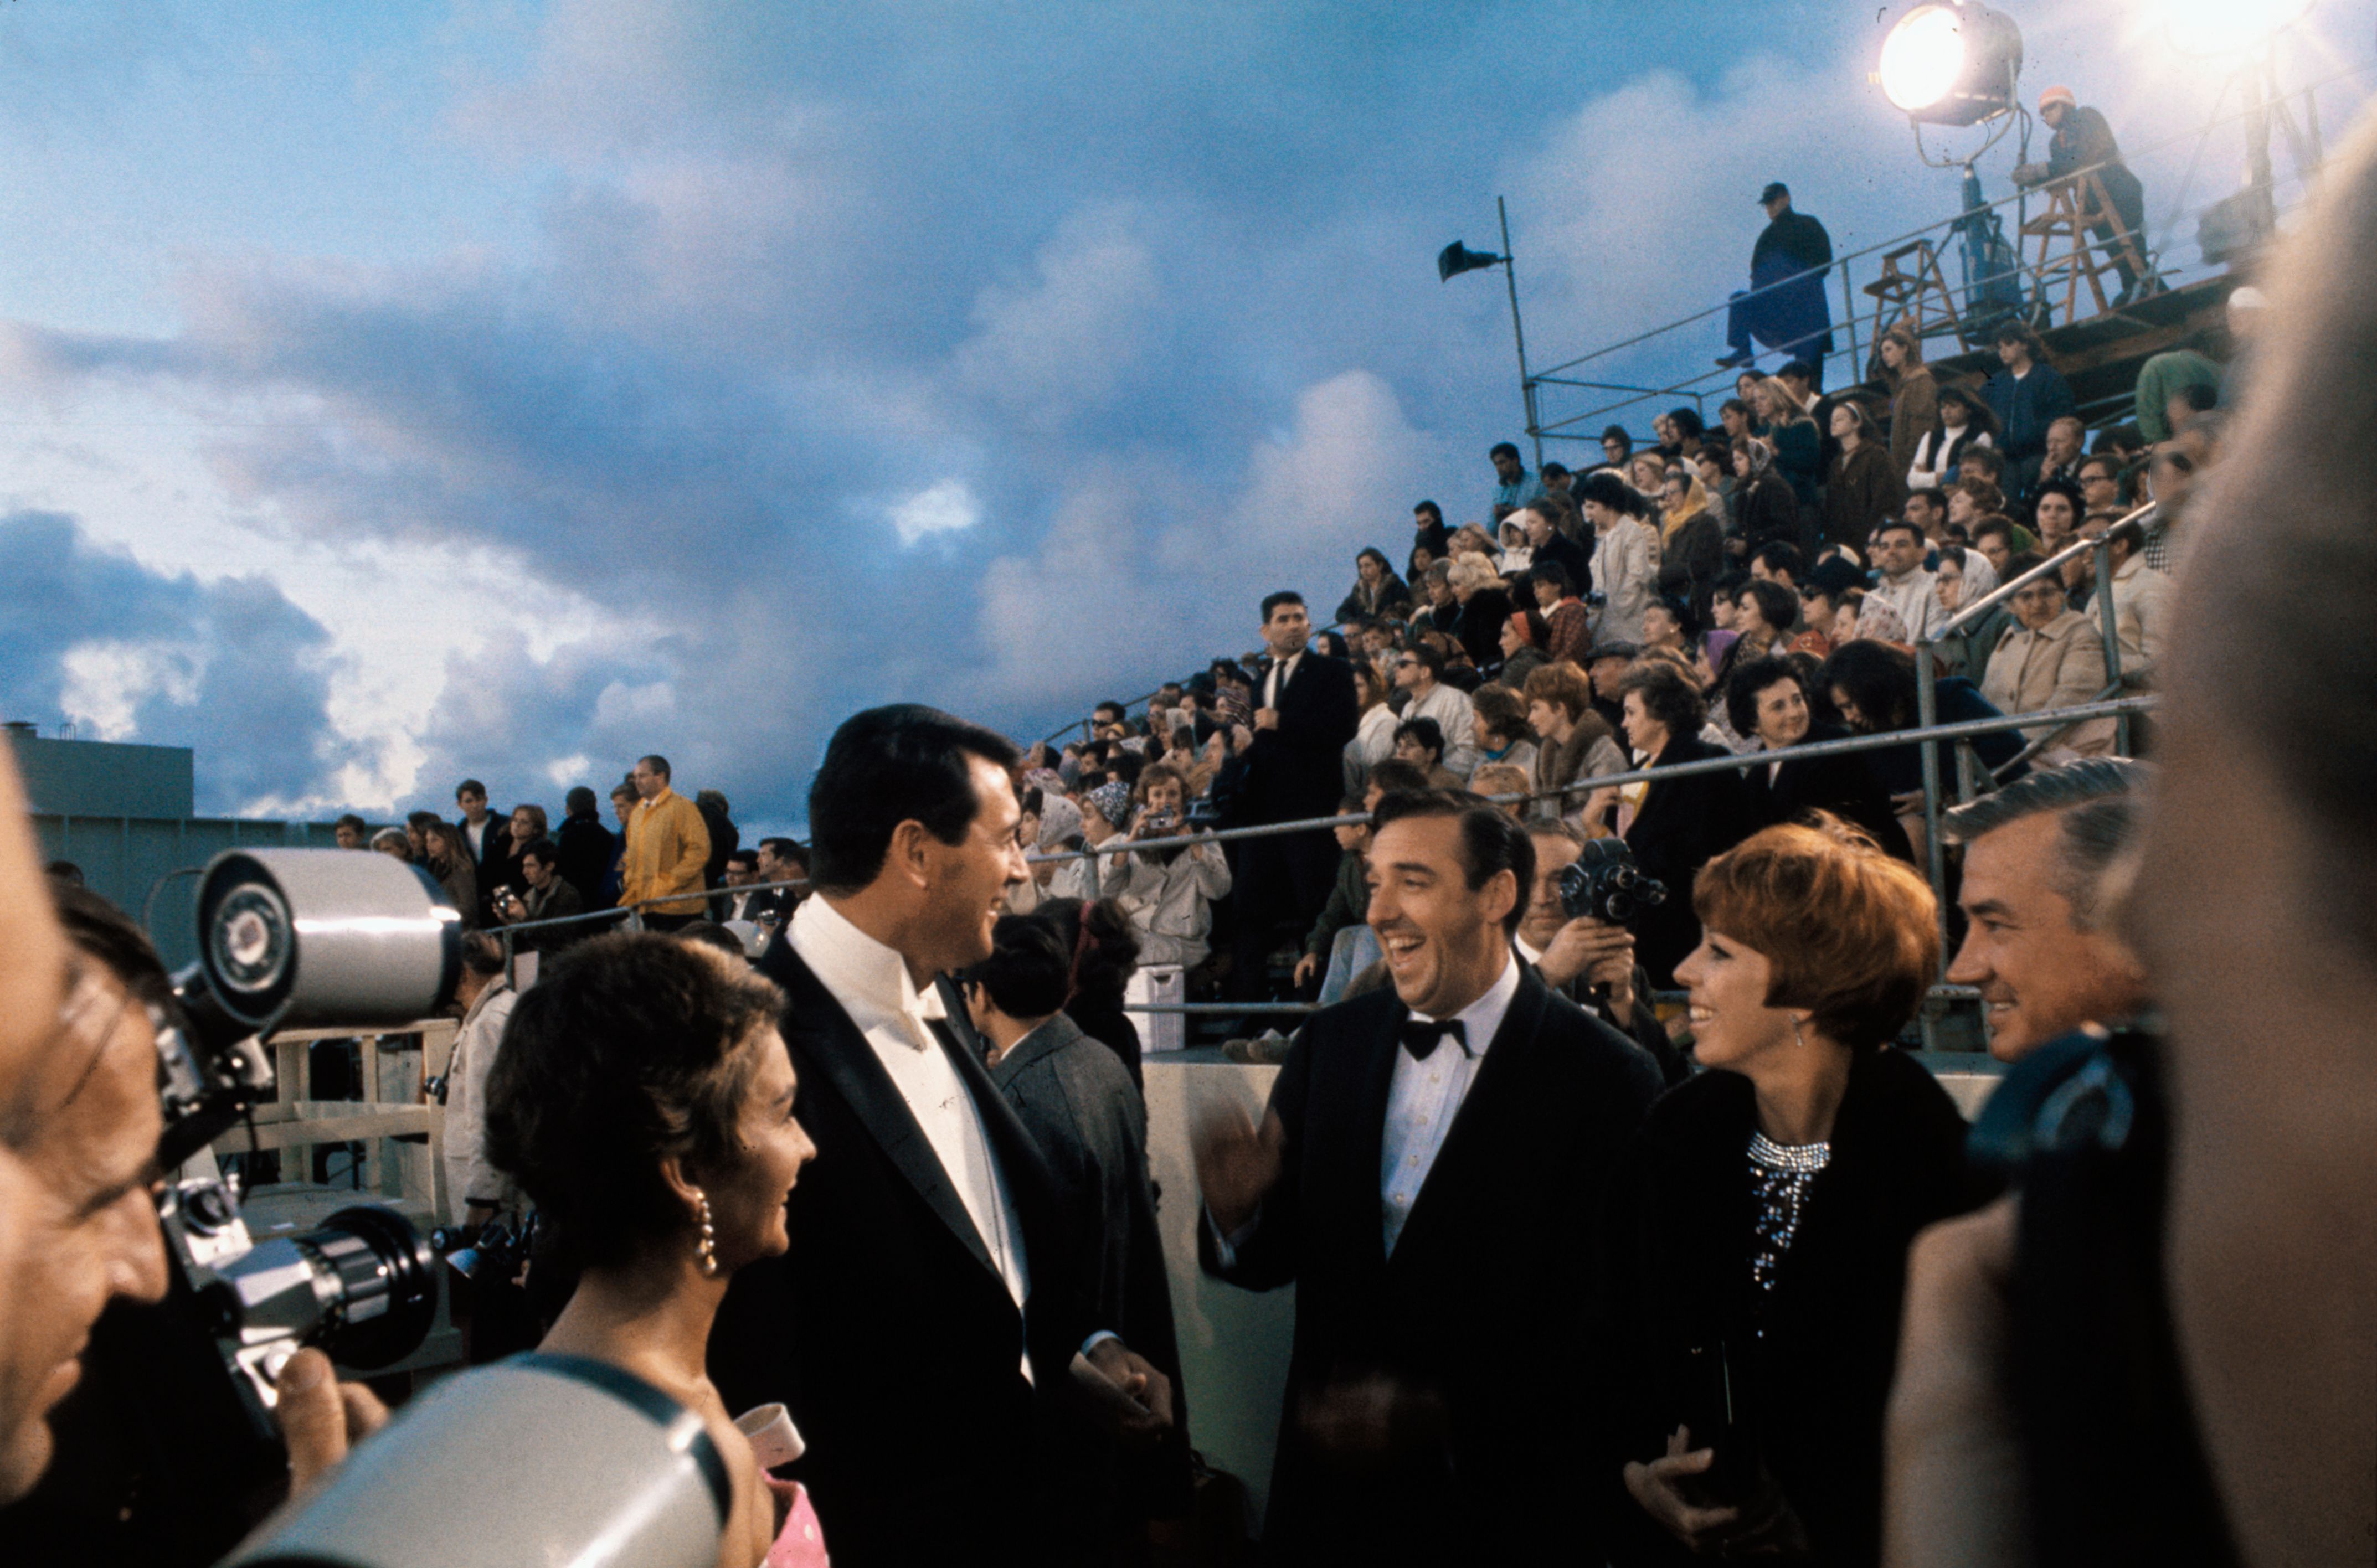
(1748, 1131, 1832, 1173)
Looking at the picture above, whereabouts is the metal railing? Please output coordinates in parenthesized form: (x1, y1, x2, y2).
(1522, 66, 2362, 442)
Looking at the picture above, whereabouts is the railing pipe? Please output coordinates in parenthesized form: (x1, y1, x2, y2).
(2093, 536, 2132, 755)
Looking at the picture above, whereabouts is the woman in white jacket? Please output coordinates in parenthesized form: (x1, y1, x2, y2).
(1117, 765, 1232, 970)
(1342, 657, 1399, 799)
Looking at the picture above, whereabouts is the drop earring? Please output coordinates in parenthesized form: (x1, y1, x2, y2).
(694, 1190, 719, 1277)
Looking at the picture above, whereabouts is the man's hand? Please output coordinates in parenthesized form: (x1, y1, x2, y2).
(1292, 952, 1320, 989)
(276, 1347, 390, 1493)
(1072, 1341, 1175, 1448)
(1193, 1102, 1284, 1237)
(1229, 724, 1255, 756)
(1253, 707, 1280, 733)
(1884, 1196, 2026, 1568)
(1537, 917, 1636, 1009)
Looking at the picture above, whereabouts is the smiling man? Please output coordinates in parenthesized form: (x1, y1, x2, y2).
(1942, 760, 2150, 1061)
(1193, 789, 1661, 1564)
(710, 704, 1173, 1567)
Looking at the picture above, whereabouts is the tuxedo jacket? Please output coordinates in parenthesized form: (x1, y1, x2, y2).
(709, 942, 1095, 1567)
(1231, 651, 1359, 828)
(1201, 968, 1665, 1565)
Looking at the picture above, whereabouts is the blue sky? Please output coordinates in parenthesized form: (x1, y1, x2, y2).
(0, 0, 2364, 835)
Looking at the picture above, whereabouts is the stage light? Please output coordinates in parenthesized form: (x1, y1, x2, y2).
(1875, 2, 2025, 127)
(2158, 0, 2314, 57)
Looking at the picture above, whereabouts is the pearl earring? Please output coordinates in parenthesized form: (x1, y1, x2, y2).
(694, 1190, 718, 1277)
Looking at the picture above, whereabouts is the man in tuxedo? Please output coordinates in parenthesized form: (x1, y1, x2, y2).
(1195, 791, 1664, 1563)
(1225, 591, 1359, 999)
(709, 705, 1174, 1567)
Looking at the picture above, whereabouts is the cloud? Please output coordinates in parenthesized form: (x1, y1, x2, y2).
(889, 479, 981, 547)
(0, 510, 352, 812)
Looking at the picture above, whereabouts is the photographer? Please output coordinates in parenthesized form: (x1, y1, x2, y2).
(1516, 821, 1685, 1085)
(1115, 764, 1231, 972)
(1594, 821, 1970, 1566)
(490, 837, 587, 953)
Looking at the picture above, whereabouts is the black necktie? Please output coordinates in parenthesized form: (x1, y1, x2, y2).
(1398, 1018, 1467, 1061)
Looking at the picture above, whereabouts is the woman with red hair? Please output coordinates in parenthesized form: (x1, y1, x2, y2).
(1594, 819, 1975, 1566)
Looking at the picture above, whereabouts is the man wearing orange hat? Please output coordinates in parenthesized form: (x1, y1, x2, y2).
(2014, 85, 2149, 300)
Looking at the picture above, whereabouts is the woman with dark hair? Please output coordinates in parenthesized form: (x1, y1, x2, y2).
(416, 817, 480, 929)
(1821, 400, 1906, 552)
(1818, 641, 2024, 820)
(1617, 663, 1755, 986)
(1335, 547, 1411, 626)
(2029, 477, 2085, 554)
(1905, 385, 1998, 493)
(1727, 656, 1913, 862)
(1033, 896, 1144, 1089)
(483, 932, 825, 1568)
(1595, 822, 1970, 1566)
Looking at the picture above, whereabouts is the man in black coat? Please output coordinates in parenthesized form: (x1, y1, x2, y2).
(553, 786, 617, 906)
(708, 705, 1175, 1568)
(1721, 182, 1835, 379)
(1222, 590, 1360, 999)
(1195, 791, 1665, 1564)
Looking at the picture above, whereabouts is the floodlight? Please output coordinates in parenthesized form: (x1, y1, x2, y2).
(2159, 0, 2314, 57)
(1876, 2, 2024, 126)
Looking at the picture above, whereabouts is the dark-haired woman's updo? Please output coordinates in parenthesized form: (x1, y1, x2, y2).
(483, 932, 784, 1268)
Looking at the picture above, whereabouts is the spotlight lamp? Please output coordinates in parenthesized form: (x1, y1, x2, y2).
(1875, 1, 2025, 127)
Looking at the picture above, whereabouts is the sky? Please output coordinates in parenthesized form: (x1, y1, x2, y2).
(0, 0, 2366, 836)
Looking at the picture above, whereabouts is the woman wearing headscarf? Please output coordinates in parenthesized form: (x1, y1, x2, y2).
(1728, 435, 1804, 556)
(1656, 469, 1727, 628)
(1821, 401, 1907, 553)
(1928, 544, 2005, 681)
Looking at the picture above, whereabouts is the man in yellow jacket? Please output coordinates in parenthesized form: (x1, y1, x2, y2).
(619, 754, 712, 928)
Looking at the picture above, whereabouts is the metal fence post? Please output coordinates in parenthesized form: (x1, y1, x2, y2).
(1915, 646, 1948, 1053)
(2094, 538, 2131, 756)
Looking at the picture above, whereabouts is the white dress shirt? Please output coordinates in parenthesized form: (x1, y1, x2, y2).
(1264, 650, 1303, 710)
(1379, 952, 1519, 1256)
(789, 896, 1033, 1367)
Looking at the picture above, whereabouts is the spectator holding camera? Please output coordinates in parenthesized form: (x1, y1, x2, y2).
(1595, 821, 1970, 1566)
(486, 932, 824, 1568)
(491, 837, 588, 951)
(1115, 764, 1232, 972)
(1517, 820, 1684, 1084)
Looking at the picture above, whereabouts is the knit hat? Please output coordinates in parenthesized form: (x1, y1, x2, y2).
(1085, 782, 1133, 830)
(2038, 84, 2076, 113)
(1506, 611, 1539, 647)
(1036, 795, 1082, 850)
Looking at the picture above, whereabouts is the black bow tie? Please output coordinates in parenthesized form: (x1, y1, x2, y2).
(1397, 1018, 1468, 1061)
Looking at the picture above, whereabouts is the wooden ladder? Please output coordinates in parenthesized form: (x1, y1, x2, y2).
(1861, 239, 1968, 357)
(2020, 171, 2147, 323)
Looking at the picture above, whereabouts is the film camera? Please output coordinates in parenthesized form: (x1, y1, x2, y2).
(155, 849, 461, 1422)
(1555, 838, 1668, 927)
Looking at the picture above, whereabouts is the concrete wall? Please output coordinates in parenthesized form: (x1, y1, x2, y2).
(6, 730, 195, 817)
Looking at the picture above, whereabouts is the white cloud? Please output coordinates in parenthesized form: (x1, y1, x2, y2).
(59, 639, 203, 740)
(889, 478, 981, 547)
(955, 203, 1164, 433)
(544, 753, 591, 788)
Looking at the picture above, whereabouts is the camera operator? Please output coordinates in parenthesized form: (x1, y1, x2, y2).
(1515, 821, 1686, 1084)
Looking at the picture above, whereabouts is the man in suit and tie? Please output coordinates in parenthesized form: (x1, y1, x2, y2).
(1226, 591, 1360, 999)
(1194, 790, 1664, 1563)
(709, 704, 1175, 1567)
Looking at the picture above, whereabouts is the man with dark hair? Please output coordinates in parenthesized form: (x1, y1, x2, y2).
(749, 836, 809, 921)
(1720, 182, 1835, 379)
(1390, 641, 1479, 778)
(964, 915, 1189, 1546)
(1904, 486, 1948, 543)
(619, 754, 711, 931)
(1223, 592, 1360, 1002)
(332, 813, 369, 850)
(1942, 759, 2151, 1062)
(1488, 441, 1544, 523)
(492, 837, 589, 952)
(1869, 519, 1946, 641)
(1748, 539, 1803, 590)
(1598, 425, 1634, 472)
(454, 778, 513, 924)
(1194, 790, 1663, 1561)
(1411, 501, 1450, 565)
(1516, 503, 1592, 606)
(694, 788, 739, 890)
(713, 704, 1174, 1566)
(1984, 323, 2077, 480)
(555, 785, 614, 904)
(714, 847, 765, 921)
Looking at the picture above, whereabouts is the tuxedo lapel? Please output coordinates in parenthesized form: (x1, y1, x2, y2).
(759, 942, 998, 1279)
(1344, 1008, 1405, 1272)
(1387, 970, 1550, 1270)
